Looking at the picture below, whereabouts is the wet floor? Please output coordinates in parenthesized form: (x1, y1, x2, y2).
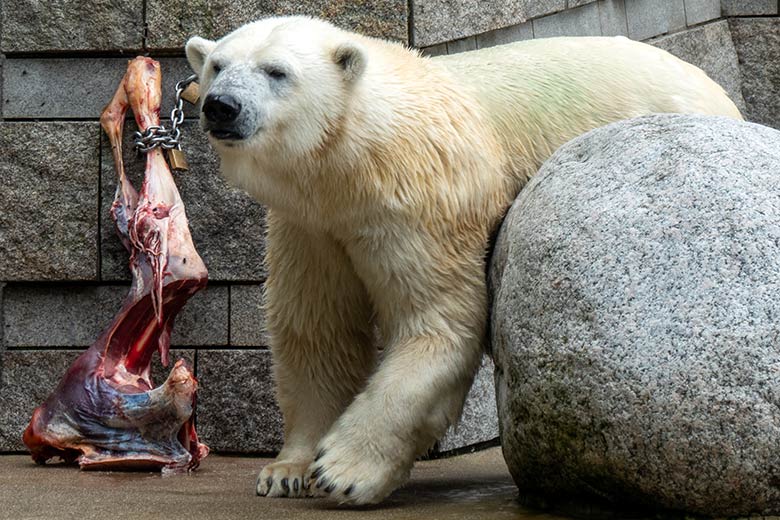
(0, 447, 565, 520)
(2, 447, 751, 520)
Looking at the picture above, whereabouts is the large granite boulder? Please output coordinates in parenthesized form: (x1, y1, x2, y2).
(490, 114, 780, 516)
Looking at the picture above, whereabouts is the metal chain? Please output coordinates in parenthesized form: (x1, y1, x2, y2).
(133, 74, 198, 153)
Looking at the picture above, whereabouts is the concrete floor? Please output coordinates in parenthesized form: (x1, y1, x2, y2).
(0, 447, 569, 520)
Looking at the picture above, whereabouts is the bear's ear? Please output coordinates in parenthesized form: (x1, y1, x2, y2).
(185, 36, 217, 76)
(333, 42, 366, 82)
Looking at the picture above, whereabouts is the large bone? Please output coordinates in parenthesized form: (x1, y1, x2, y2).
(23, 57, 209, 473)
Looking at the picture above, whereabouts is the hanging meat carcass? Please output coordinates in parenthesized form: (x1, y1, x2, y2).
(23, 57, 209, 473)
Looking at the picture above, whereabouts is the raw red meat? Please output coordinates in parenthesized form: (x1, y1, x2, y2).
(23, 57, 209, 473)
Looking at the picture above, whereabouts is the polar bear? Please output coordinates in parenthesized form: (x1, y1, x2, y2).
(185, 16, 741, 505)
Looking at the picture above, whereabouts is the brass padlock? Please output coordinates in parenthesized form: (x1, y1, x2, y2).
(181, 82, 200, 105)
(167, 148, 189, 172)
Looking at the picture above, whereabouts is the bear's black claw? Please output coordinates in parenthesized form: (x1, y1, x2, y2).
(344, 484, 354, 496)
(324, 483, 336, 493)
(293, 478, 299, 493)
(314, 448, 326, 462)
(266, 477, 273, 492)
(310, 467, 322, 480)
(281, 478, 289, 492)
(316, 477, 328, 489)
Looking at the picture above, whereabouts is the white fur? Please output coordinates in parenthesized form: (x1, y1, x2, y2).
(186, 16, 742, 505)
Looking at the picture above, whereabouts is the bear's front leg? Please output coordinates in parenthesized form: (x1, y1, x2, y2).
(308, 328, 484, 504)
(306, 271, 486, 504)
(257, 214, 376, 498)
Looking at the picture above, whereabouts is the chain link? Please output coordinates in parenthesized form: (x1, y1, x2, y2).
(133, 74, 198, 154)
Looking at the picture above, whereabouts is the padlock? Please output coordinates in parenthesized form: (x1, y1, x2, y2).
(167, 148, 189, 172)
(181, 82, 200, 105)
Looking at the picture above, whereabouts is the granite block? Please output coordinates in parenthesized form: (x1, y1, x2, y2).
(446, 36, 477, 54)
(100, 121, 267, 282)
(197, 349, 283, 453)
(3, 284, 228, 348)
(730, 17, 780, 129)
(598, 0, 629, 36)
(651, 20, 747, 115)
(419, 43, 448, 57)
(414, 0, 565, 47)
(0, 283, 5, 350)
(171, 286, 229, 346)
(0, 0, 143, 53)
(476, 22, 534, 49)
(146, 0, 408, 50)
(0, 55, 5, 119)
(0, 122, 99, 281)
(625, 0, 686, 40)
(3, 285, 123, 347)
(533, 3, 602, 38)
(438, 355, 499, 452)
(684, 0, 721, 25)
(721, 0, 778, 15)
(230, 285, 269, 347)
(0, 350, 80, 451)
(2, 58, 199, 120)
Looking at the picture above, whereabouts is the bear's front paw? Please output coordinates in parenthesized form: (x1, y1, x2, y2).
(306, 431, 412, 505)
(257, 459, 313, 498)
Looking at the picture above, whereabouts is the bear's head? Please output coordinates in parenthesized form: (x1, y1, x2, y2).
(185, 16, 366, 158)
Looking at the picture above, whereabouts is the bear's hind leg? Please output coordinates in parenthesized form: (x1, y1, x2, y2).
(257, 214, 376, 498)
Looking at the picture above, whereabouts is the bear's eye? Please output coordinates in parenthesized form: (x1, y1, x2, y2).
(265, 67, 287, 81)
(212, 63, 223, 75)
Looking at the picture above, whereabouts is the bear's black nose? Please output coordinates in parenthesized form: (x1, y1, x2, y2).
(202, 94, 242, 124)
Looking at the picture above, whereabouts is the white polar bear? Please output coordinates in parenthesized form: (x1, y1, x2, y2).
(185, 16, 741, 505)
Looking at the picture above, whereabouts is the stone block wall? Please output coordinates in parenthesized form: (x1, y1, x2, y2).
(418, 1, 780, 130)
(1, 0, 778, 456)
